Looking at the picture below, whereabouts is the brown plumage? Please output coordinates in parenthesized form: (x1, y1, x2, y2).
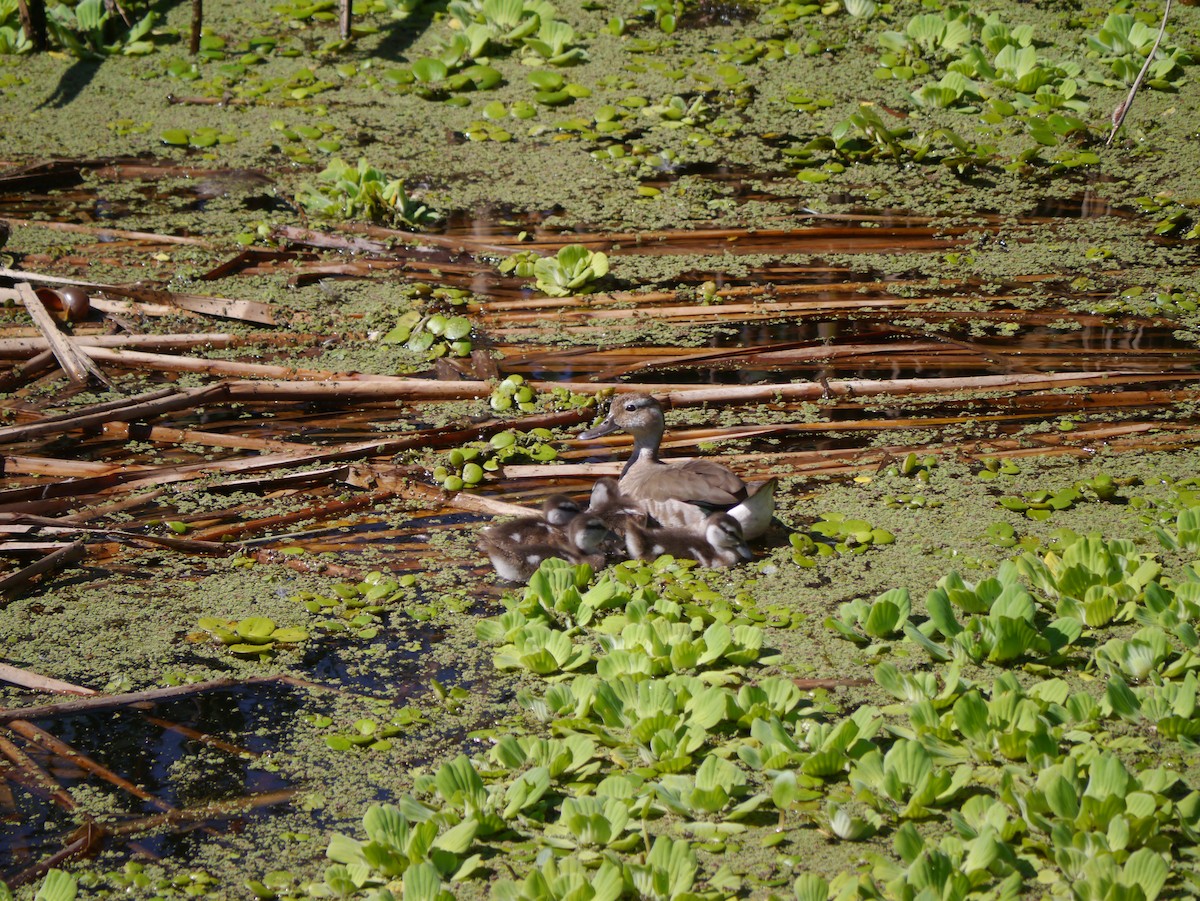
(579, 393, 775, 539)
(624, 512, 753, 568)
(479, 513, 613, 582)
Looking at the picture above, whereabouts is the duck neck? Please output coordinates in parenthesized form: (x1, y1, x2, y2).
(622, 441, 660, 477)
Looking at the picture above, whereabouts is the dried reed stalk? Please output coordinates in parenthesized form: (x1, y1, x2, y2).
(7, 719, 178, 814)
(0, 664, 95, 696)
(16, 283, 112, 387)
(0, 541, 85, 602)
(0, 218, 212, 247)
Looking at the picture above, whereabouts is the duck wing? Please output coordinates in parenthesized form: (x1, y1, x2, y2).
(622, 458, 747, 507)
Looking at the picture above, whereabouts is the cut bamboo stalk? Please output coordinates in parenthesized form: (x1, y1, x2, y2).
(0, 664, 95, 696)
(16, 282, 112, 387)
(89, 297, 201, 319)
(100, 420, 308, 454)
(0, 675, 306, 722)
(188, 488, 394, 542)
(81, 347, 413, 382)
(3, 455, 132, 477)
(0, 269, 276, 325)
(0, 332, 237, 359)
(7, 719, 179, 814)
(0, 540, 85, 602)
(0, 348, 58, 391)
(353, 465, 535, 518)
(0, 384, 227, 445)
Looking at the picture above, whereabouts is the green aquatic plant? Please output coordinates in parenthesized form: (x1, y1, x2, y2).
(530, 244, 610, 297)
(997, 484, 1081, 520)
(294, 572, 414, 640)
(382, 309, 473, 359)
(791, 511, 895, 567)
(46, 0, 157, 57)
(0, 0, 33, 54)
(908, 564, 1083, 664)
(1094, 626, 1199, 682)
(1154, 506, 1200, 553)
(1015, 533, 1159, 627)
(434, 428, 560, 491)
(195, 616, 308, 657)
(1087, 11, 1191, 89)
(826, 588, 911, 644)
(848, 738, 971, 819)
(488, 373, 598, 414)
(297, 158, 438, 229)
(492, 856, 623, 901)
(319, 802, 479, 898)
(498, 245, 610, 295)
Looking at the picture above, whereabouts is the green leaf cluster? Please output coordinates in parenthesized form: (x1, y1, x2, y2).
(297, 157, 438, 229)
(433, 427, 560, 492)
(195, 615, 308, 657)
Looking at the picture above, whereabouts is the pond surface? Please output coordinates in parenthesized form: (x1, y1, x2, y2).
(3, 0, 1200, 894)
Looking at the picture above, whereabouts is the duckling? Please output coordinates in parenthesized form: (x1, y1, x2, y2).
(585, 477, 647, 559)
(479, 513, 614, 582)
(578, 393, 776, 540)
(625, 512, 753, 568)
(478, 494, 582, 549)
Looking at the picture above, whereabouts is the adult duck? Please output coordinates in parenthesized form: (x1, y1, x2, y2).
(578, 393, 775, 540)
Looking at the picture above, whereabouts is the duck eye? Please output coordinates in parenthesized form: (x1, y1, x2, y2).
(623, 402, 637, 411)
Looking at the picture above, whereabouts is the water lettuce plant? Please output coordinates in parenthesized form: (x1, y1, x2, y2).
(195, 616, 308, 657)
(382, 309, 473, 359)
(489, 373, 597, 414)
(46, 0, 157, 58)
(433, 428, 559, 491)
(297, 157, 437, 229)
(528, 244, 610, 297)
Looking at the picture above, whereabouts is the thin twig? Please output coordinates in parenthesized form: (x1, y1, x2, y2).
(1108, 0, 1173, 146)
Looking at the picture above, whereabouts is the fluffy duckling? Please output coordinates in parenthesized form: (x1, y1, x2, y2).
(585, 477, 647, 558)
(624, 512, 753, 569)
(480, 513, 614, 582)
(579, 393, 775, 540)
(478, 494, 582, 549)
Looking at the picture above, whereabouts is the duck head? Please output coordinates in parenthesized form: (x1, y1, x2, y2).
(705, 513, 754, 562)
(542, 494, 583, 527)
(579, 394, 666, 450)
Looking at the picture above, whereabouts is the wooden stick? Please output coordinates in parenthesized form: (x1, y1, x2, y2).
(4, 826, 102, 889)
(0, 332, 239, 359)
(0, 269, 275, 325)
(82, 346, 413, 383)
(16, 282, 111, 387)
(100, 420, 308, 454)
(0, 731, 78, 810)
(0, 384, 228, 445)
(0, 220, 211, 247)
(0, 675, 327, 723)
(139, 713, 258, 758)
(0, 348, 57, 391)
(0, 664, 95, 696)
(1108, 0, 1172, 146)
(7, 719, 178, 813)
(188, 488, 394, 541)
(0, 540, 85, 602)
(103, 787, 297, 837)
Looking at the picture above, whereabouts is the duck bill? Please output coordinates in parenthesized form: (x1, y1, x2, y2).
(579, 417, 620, 440)
(737, 544, 754, 561)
